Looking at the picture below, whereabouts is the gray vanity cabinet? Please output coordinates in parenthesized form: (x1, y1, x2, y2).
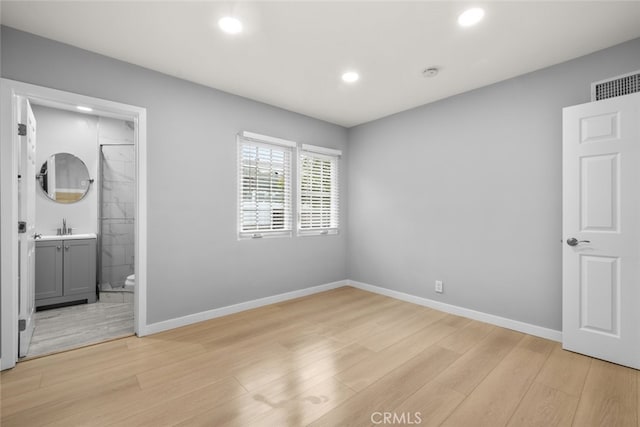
(35, 238, 97, 307)
(34, 240, 63, 300)
(63, 240, 96, 297)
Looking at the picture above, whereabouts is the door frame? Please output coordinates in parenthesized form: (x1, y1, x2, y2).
(1, 79, 149, 370)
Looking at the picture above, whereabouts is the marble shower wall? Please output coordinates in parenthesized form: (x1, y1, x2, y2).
(99, 117, 135, 287)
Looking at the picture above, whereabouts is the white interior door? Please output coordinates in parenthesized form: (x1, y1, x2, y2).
(18, 98, 37, 358)
(562, 91, 640, 369)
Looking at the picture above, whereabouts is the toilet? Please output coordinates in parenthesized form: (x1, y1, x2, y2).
(124, 274, 135, 291)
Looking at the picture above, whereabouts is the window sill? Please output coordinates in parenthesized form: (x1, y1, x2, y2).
(238, 231, 292, 240)
(297, 229, 339, 237)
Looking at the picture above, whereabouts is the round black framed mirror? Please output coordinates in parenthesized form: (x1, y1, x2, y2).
(37, 153, 92, 203)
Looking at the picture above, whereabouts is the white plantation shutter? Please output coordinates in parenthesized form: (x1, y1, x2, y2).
(298, 144, 341, 235)
(238, 132, 295, 238)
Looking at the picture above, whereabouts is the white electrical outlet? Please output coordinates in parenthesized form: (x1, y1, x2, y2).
(435, 280, 443, 293)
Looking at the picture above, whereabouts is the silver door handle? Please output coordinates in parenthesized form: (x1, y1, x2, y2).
(56, 246, 61, 250)
(65, 246, 70, 250)
(567, 237, 590, 247)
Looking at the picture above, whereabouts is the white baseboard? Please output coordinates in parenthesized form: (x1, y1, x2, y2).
(142, 280, 348, 336)
(348, 280, 562, 342)
(140, 278, 562, 342)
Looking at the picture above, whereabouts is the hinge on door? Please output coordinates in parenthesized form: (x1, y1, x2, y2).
(18, 221, 27, 234)
(19, 319, 26, 332)
(18, 123, 26, 136)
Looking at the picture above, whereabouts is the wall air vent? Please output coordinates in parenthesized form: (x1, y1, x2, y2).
(591, 70, 640, 101)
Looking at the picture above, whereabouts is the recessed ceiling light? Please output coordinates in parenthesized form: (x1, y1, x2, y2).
(218, 16, 243, 35)
(458, 8, 485, 27)
(341, 71, 360, 83)
(76, 106, 93, 112)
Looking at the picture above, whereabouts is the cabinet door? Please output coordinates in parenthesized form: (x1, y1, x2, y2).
(63, 239, 97, 297)
(35, 240, 63, 300)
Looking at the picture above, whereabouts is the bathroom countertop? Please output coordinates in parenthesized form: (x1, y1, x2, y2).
(37, 233, 97, 241)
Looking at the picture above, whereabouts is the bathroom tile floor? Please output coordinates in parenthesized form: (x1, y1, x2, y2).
(26, 301, 134, 359)
(99, 283, 134, 303)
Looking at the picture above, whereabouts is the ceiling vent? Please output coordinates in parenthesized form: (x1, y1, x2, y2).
(591, 70, 640, 101)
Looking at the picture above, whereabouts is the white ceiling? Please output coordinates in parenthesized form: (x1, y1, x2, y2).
(2, 1, 640, 127)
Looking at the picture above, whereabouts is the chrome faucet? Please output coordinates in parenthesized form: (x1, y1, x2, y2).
(62, 218, 67, 235)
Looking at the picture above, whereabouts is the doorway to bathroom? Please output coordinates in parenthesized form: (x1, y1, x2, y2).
(23, 108, 137, 359)
(1, 79, 148, 370)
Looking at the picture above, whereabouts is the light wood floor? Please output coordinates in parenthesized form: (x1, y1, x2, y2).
(1, 287, 637, 426)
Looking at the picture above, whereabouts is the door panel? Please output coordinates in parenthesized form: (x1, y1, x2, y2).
(579, 255, 618, 334)
(563, 92, 640, 369)
(580, 154, 619, 231)
(580, 112, 620, 143)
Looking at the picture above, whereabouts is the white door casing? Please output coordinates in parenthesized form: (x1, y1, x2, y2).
(18, 98, 37, 358)
(562, 91, 640, 369)
(1, 78, 148, 371)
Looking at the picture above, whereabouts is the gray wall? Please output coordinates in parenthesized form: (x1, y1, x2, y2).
(4, 24, 640, 334)
(1, 26, 348, 324)
(348, 37, 640, 331)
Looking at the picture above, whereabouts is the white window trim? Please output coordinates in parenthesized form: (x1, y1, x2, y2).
(243, 131, 297, 148)
(300, 143, 342, 157)
(237, 133, 295, 240)
(297, 144, 340, 237)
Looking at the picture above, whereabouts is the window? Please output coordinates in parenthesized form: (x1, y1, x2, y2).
(238, 132, 295, 238)
(298, 144, 341, 235)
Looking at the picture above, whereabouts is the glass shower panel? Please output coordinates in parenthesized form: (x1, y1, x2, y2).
(100, 144, 135, 288)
